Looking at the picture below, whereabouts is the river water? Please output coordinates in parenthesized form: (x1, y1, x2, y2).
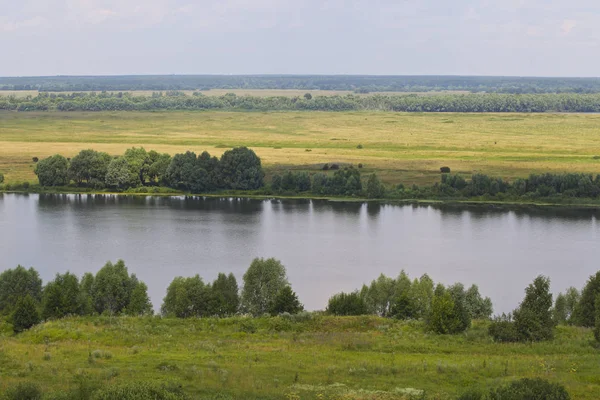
(1, 193, 598, 314)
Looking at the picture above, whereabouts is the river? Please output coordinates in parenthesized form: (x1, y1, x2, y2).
(1, 193, 598, 314)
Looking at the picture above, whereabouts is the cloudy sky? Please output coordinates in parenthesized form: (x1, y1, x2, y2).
(1, 0, 599, 77)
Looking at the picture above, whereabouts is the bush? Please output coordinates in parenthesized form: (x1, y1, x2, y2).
(12, 294, 41, 333)
(34, 154, 69, 186)
(3, 382, 43, 400)
(270, 286, 303, 315)
(491, 378, 570, 399)
(327, 292, 368, 316)
(92, 381, 188, 400)
(0, 173, 4, 184)
(440, 166, 451, 173)
(322, 163, 329, 171)
(357, 163, 363, 168)
(356, 144, 363, 149)
(488, 317, 519, 342)
(32, 157, 39, 163)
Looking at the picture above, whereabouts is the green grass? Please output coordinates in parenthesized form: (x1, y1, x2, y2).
(1, 110, 600, 186)
(0, 316, 597, 399)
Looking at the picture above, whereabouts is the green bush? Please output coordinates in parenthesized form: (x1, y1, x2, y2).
(488, 317, 519, 342)
(2, 382, 42, 400)
(92, 381, 188, 400)
(270, 286, 303, 315)
(0, 173, 4, 184)
(459, 378, 570, 400)
(326, 292, 368, 316)
(12, 294, 41, 333)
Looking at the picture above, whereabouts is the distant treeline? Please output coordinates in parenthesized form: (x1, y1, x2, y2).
(3, 74, 600, 93)
(5, 91, 600, 112)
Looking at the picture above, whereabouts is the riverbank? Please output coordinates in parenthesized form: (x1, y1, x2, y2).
(3, 186, 600, 211)
(0, 315, 597, 399)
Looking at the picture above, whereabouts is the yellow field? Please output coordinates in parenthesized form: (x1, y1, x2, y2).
(1, 110, 600, 185)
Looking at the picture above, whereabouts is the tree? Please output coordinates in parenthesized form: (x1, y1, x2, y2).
(362, 274, 396, 316)
(553, 293, 568, 325)
(573, 271, 600, 327)
(409, 274, 434, 319)
(513, 275, 555, 341)
(91, 260, 142, 315)
(12, 294, 41, 333)
(304, 93, 312, 100)
(68, 149, 112, 186)
(79, 272, 95, 315)
(165, 151, 209, 192)
(147, 150, 172, 184)
(595, 296, 600, 343)
(219, 147, 264, 190)
(428, 290, 465, 334)
(270, 286, 303, 315)
(0, 172, 4, 184)
(465, 284, 493, 319)
(0, 266, 42, 315)
(210, 273, 240, 317)
(42, 272, 82, 320)
(241, 258, 289, 316)
(161, 275, 212, 318)
(327, 292, 368, 316)
(366, 173, 385, 198)
(34, 154, 69, 186)
(127, 281, 153, 316)
(124, 147, 151, 185)
(105, 156, 138, 189)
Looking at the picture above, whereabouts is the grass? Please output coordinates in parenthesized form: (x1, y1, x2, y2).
(1, 110, 600, 186)
(0, 316, 598, 399)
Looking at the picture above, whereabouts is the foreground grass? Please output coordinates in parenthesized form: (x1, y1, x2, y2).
(1, 111, 600, 187)
(0, 316, 598, 399)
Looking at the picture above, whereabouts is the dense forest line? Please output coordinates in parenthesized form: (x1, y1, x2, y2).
(5, 91, 600, 112)
(9, 147, 600, 204)
(2, 74, 600, 93)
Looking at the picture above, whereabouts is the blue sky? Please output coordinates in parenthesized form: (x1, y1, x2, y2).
(1, 0, 599, 76)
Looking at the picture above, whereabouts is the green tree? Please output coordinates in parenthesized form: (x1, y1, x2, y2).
(165, 151, 209, 192)
(553, 292, 568, 325)
(363, 274, 396, 316)
(79, 272, 95, 315)
(0, 172, 4, 184)
(0, 266, 42, 315)
(126, 281, 153, 316)
(408, 274, 434, 319)
(219, 147, 265, 190)
(34, 154, 69, 186)
(428, 290, 464, 334)
(241, 258, 289, 316)
(147, 150, 172, 184)
(105, 156, 138, 189)
(447, 283, 472, 332)
(210, 273, 239, 317)
(366, 173, 385, 198)
(91, 260, 140, 315)
(573, 271, 600, 327)
(270, 286, 303, 315)
(68, 149, 112, 186)
(12, 294, 41, 333)
(161, 275, 212, 318)
(124, 147, 151, 185)
(327, 291, 368, 316)
(42, 272, 81, 319)
(513, 275, 555, 341)
(465, 284, 493, 319)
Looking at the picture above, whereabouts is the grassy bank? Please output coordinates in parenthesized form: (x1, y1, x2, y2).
(1, 111, 600, 187)
(0, 316, 598, 399)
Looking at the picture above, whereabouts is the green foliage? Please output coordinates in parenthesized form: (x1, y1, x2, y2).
(365, 173, 385, 198)
(79, 272, 95, 316)
(362, 274, 396, 316)
(105, 157, 138, 189)
(465, 284, 493, 319)
(594, 296, 600, 343)
(326, 291, 368, 316)
(573, 271, 600, 327)
(2, 382, 43, 400)
(218, 147, 264, 190)
(488, 315, 519, 343)
(0, 172, 4, 184)
(553, 293, 568, 325)
(269, 286, 303, 315)
(210, 273, 240, 317)
(459, 378, 570, 399)
(513, 275, 555, 341)
(126, 281, 153, 316)
(408, 274, 434, 319)
(90, 260, 151, 315)
(68, 149, 112, 187)
(123, 147, 151, 185)
(12, 294, 41, 333)
(147, 150, 172, 184)
(34, 154, 69, 186)
(92, 381, 188, 400)
(42, 272, 82, 320)
(428, 288, 469, 334)
(241, 258, 288, 316)
(0, 266, 42, 315)
(161, 275, 212, 318)
(164, 151, 208, 192)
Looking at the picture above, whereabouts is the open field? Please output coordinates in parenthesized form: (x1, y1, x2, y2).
(1, 110, 600, 186)
(0, 316, 598, 399)
(0, 89, 470, 98)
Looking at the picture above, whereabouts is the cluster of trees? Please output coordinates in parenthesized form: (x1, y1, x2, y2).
(6, 92, 600, 112)
(326, 272, 493, 334)
(272, 168, 368, 197)
(0, 261, 151, 333)
(34, 147, 264, 191)
(3, 74, 600, 93)
(161, 258, 303, 318)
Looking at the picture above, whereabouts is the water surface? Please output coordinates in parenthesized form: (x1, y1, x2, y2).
(1, 193, 598, 314)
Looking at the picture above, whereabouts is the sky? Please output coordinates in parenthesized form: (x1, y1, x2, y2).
(1, 0, 599, 77)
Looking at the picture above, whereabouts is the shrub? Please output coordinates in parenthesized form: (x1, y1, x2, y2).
(488, 316, 519, 342)
(358, 163, 363, 168)
(491, 378, 570, 399)
(440, 166, 451, 173)
(12, 294, 41, 333)
(270, 286, 303, 315)
(322, 163, 329, 171)
(428, 290, 469, 334)
(92, 381, 188, 400)
(330, 164, 340, 170)
(34, 154, 69, 186)
(3, 382, 43, 400)
(573, 271, 600, 327)
(32, 157, 39, 163)
(0, 173, 4, 184)
(356, 144, 363, 149)
(513, 275, 555, 341)
(327, 291, 368, 316)
(594, 295, 600, 343)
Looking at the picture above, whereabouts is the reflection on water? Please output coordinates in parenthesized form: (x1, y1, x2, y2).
(1, 193, 599, 314)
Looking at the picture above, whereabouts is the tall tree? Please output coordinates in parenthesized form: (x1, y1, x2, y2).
(270, 286, 303, 315)
(12, 294, 41, 333)
(210, 273, 239, 317)
(573, 272, 600, 327)
(35, 154, 69, 186)
(68, 149, 112, 186)
(219, 147, 264, 190)
(241, 258, 288, 316)
(42, 272, 82, 319)
(513, 275, 555, 341)
(0, 266, 42, 315)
